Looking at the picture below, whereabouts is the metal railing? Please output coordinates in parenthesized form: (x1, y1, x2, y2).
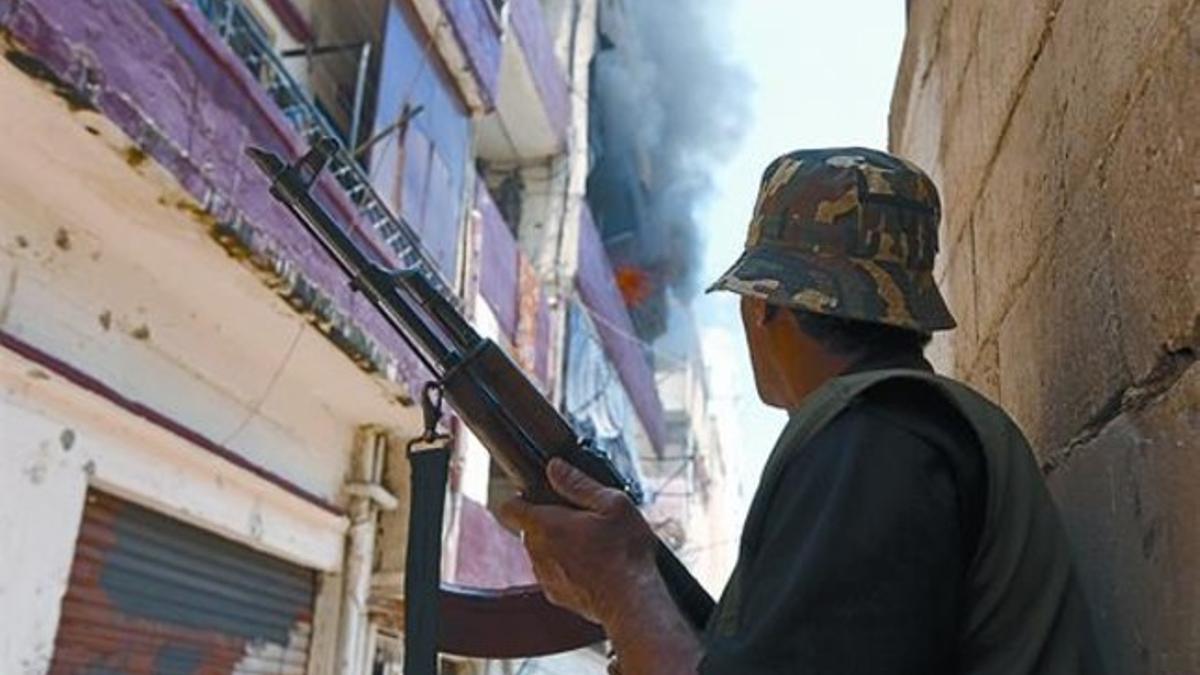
(193, 0, 459, 303)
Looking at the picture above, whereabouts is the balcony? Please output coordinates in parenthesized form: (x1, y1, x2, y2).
(191, 0, 457, 302)
(0, 0, 463, 391)
(476, 0, 571, 161)
(405, 0, 503, 114)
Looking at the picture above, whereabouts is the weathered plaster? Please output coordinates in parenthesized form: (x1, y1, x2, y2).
(0, 59, 422, 501)
(1, 0, 433, 395)
(0, 351, 347, 675)
(1047, 364, 1200, 675)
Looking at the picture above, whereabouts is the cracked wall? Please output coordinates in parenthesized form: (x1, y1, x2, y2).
(890, 1, 1199, 672)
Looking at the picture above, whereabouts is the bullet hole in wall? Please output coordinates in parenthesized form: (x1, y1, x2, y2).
(124, 146, 148, 169)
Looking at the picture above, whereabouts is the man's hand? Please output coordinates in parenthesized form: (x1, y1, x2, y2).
(497, 458, 659, 625)
(500, 458, 704, 674)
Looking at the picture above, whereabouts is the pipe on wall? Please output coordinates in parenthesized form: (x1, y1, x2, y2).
(336, 427, 396, 675)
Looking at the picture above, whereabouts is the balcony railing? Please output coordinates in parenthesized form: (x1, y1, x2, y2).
(193, 0, 459, 304)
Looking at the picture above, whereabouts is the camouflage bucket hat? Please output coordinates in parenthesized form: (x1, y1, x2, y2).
(707, 147, 956, 333)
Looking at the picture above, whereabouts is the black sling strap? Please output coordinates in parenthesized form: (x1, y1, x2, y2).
(404, 384, 452, 675)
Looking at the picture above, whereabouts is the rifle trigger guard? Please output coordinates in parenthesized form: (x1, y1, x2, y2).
(407, 381, 451, 455)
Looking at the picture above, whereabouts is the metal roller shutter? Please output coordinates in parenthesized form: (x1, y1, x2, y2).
(50, 490, 317, 674)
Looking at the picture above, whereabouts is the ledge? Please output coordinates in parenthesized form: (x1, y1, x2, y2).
(2, 0, 434, 394)
(509, 0, 569, 144)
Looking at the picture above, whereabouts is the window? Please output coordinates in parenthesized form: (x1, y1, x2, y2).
(368, 3, 471, 279)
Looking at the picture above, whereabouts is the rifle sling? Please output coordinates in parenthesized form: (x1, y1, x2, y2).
(404, 442, 451, 675)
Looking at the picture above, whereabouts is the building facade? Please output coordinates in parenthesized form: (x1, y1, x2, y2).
(1, 0, 729, 672)
(890, 2, 1199, 673)
(645, 296, 734, 595)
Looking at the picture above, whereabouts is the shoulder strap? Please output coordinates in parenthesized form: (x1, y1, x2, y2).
(709, 370, 926, 636)
(740, 370, 928, 552)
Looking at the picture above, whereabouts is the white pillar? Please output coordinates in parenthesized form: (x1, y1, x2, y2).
(336, 427, 397, 675)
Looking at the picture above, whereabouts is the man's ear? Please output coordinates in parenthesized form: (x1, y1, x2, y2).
(739, 296, 759, 328)
(744, 297, 771, 328)
(761, 301, 782, 327)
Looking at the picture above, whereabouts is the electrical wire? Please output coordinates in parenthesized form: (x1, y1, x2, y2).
(643, 455, 693, 502)
(218, 319, 307, 446)
(569, 288, 691, 368)
(675, 536, 741, 559)
(566, 357, 617, 417)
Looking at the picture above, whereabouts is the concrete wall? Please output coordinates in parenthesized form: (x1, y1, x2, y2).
(890, 1, 1199, 673)
(0, 347, 348, 674)
(0, 50, 418, 675)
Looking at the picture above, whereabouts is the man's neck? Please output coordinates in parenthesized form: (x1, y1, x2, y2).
(841, 350, 933, 376)
(782, 350, 932, 411)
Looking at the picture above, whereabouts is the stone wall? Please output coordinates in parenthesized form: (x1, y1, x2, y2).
(890, 1, 1198, 673)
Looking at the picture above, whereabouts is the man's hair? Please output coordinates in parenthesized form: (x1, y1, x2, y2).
(767, 305, 932, 358)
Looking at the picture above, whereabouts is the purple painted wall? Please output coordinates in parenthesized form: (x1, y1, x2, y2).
(509, 0, 569, 145)
(476, 180, 519, 340)
(2, 0, 430, 389)
(438, 0, 503, 110)
(453, 497, 535, 588)
(575, 207, 666, 452)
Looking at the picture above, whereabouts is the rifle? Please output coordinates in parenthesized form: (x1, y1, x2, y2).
(246, 137, 715, 656)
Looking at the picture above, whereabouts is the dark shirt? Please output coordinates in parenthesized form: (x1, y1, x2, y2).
(701, 353, 986, 674)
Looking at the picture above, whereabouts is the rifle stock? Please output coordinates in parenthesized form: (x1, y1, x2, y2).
(246, 138, 715, 641)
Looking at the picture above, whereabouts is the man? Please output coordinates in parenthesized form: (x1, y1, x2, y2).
(499, 149, 1101, 674)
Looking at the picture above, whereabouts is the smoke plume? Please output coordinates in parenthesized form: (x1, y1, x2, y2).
(588, 0, 750, 306)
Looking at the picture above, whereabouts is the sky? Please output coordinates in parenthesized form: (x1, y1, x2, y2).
(695, 1, 907, 512)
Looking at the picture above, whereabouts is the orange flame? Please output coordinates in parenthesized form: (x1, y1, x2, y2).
(614, 265, 653, 307)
